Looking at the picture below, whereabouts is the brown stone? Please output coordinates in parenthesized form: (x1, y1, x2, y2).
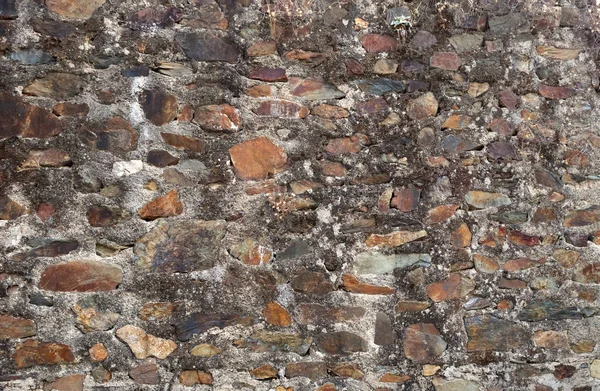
(354, 98, 388, 115)
(194, 104, 241, 132)
(450, 223, 471, 248)
(245, 180, 286, 195)
(229, 137, 287, 180)
(574, 262, 600, 284)
(321, 161, 346, 177)
(312, 104, 349, 119)
(289, 78, 345, 100)
(365, 230, 427, 247)
(19, 149, 71, 171)
(403, 323, 447, 363)
(395, 301, 431, 312)
(539, 84, 576, 99)
(468, 82, 489, 97)
(285, 362, 328, 380)
(532, 207, 557, 223)
(341, 274, 395, 295)
(536, 46, 580, 60)
(406, 92, 438, 120)
(255, 99, 309, 119)
(179, 370, 213, 386)
(23, 73, 83, 100)
(0, 196, 27, 220)
(263, 301, 292, 327)
(507, 230, 540, 246)
(498, 278, 527, 289)
(116, 325, 177, 359)
(87, 205, 128, 227)
(146, 150, 179, 167)
(249, 67, 287, 82)
(329, 363, 364, 379)
(295, 303, 365, 325)
(564, 207, 600, 227)
(190, 343, 221, 357)
(426, 273, 475, 302)
(431, 52, 461, 71)
(533, 330, 568, 348)
(442, 114, 472, 130)
(247, 41, 277, 56)
(291, 270, 334, 295)
(130, 361, 159, 385)
(80, 117, 138, 154)
(13, 340, 75, 369)
(0, 315, 36, 339)
(571, 340, 595, 353)
(236, 331, 310, 354)
(315, 331, 367, 355)
(45, 0, 105, 19)
(175, 32, 238, 63)
(138, 190, 183, 221)
(230, 238, 272, 265)
(290, 180, 323, 195)
(488, 118, 516, 136)
(325, 134, 368, 155)
(553, 249, 580, 268)
(380, 373, 410, 383)
(359, 34, 397, 53)
(503, 258, 543, 272)
(565, 149, 589, 166)
(52, 102, 89, 117)
(465, 191, 511, 209)
(375, 312, 394, 346)
(89, 343, 108, 362)
(251, 364, 278, 379)
(499, 89, 519, 109)
(40, 260, 122, 292)
(465, 315, 529, 351)
(284, 49, 328, 64)
(247, 85, 276, 97)
(72, 304, 119, 333)
(345, 58, 365, 75)
(138, 302, 175, 321)
(426, 204, 459, 224)
(161, 132, 206, 153)
(43, 374, 85, 391)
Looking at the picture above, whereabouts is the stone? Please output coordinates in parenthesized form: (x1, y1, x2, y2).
(465, 191, 511, 209)
(536, 46, 580, 61)
(488, 13, 526, 36)
(431, 52, 461, 71)
(0, 196, 27, 220)
(45, 0, 105, 19)
(449, 34, 483, 52)
(176, 313, 253, 341)
(552, 249, 579, 269)
(0, 94, 62, 139)
(255, 99, 308, 118)
(179, 370, 212, 386)
(43, 374, 85, 391)
(284, 49, 327, 64)
(553, 364, 576, 380)
(140, 90, 178, 126)
(137, 190, 183, 221)
(116, 325, 177, 359)
(341, 274, 395, 295)
(29, 293, 54, 307)
(426, 204, 459, 224)
(13, 340, 75, 368)
(315, 331, 367, 355)
(354, 98, 388, 115)
(489, 210, 528, 224)
(488, 118, 515, 136)
(146, 150, 179, 167)
(503, 258, 542, 272)
(23, 73, 83, 100)
(249, 67, 287, 82)
(359, 34, 397, 53)
(499, 89, 519, 109)
(325, 134, 368, 155)
(354, 252, 430, 275)
(289, 78, 345, 100)
(403, 323, 447, 363)
(134, 219, 226, 272)
(426, 273, 475, 302)
(291, 270, 334, 295)
(229, 137, 286, 180)
(442, 114, 472, 130)
(574, 262, 600, 284)
(312, 104, 349, 119)
(190, 343, 221, 357)
(423, 365, 440, 376)
(465, 315, 529, 351)
(87, 205, 128, 227)
(238, 331, 311, 355)
(247, 41, 277, 56)
(518, 301, 583, 322)
(355, 78, 405, 96)
(30, 19, 78, 38)
(80, 117, 138, 154)
(564, 207, 600, 227)
(194, 104, 242, 131)
(155, 62, 192, 78)
(468, 82, 489, 97)
(72, 304, 119, 333)
(229, 239, 272, 265)
(0, 315, 36, 339)
(592, 360, 600, 379)
(285, 362, 327, 380)
(89, 343, 108, 362)
(175, 32, 238, 63)
(128, 6, 182, 29)
(390, 186, 420, 212)
(365, 230, 427, 247)
(411, 31, 437, 49)
(572, 340, 595, 353)
(373, 59, 398, 75)
(432, 378, 480, 391)
(395, 301, 431, 312)
(251, 364, 278, 379)
(39, 260, 122, 292)
(507, 230, 539, 246)
(380, 373, 410, 383)
(290, 180, 323, 194)
(263, 301, 292, 327)
(451, 222, 471, 247)
(295, 304, 365, 325)
(533, 330, 568, 348)
(498, 278, 527, 289)
(130, 361, 159, 385)
(406, 92, 438, 120)
(375, 312, 394, 346)
(321, 161, 346, 177)
(52, 102, 89, 117)
(539, 84, 576, 100)
(121, 66, 150, 77)
(161, 132, 206, 153)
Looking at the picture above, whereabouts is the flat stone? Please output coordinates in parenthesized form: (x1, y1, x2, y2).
(45, 0, 105, 19)
(249, 67, 287, 82)
(468, 82, 489, 97)
(431, 52, 461, 71)
(9, 50, 55, 65)
(426, 204, 459, 224)
(175, 32, 238, 63)
(330, 363, 364, 379)
(341, 274, 395, 295)
(533, 330, 568, 348)
(465, 315, 529, 351)
(0, 94, 62, 139)
(289, 78, 345, 100)
(325, 134, 368, 155)
(13, 340, 75, 369)
(229, 238, 272, 265)
(488, 13, 527, 36)
(128, 6, 182, 29)
(354, 98, 388, 115)
(179, 370, 213, 386)
(285, 362, 327, 381)
(229, 137, 286, 180)
(572, 340, 595, 353)
(563, 207, 600, 227)
(238, 331, 311, 355)
(366, 230, 427, 247)
(291, 270, 334, 295)
(553, 249, 579, 268)
(375, 312, 394, 346)
(87, 205, 128, 227)
(403, 323, 447, 363)
(465, 191, 511, 209)
(488, 118, 516, 136)
(359, 34, 397, 53)
(315, 331, 367, 355)
(442, 114, 472, 129)
(290, 180, 323, 194)
(355, 78, 405, 95)
(137, 190, 183, 221)
(117, 325, 177, 359)
(451, 222, 471, 248)
(411, 30, 437, 49)
(295, 304, 365, 325)
(190, 343, 221, 357)
(161, 132, 206, 153)
(141, 90, 178, 126)
(354, 252, 431, 274)
(489, 210, 528, 224)
(591, 360, 600, 378)
(0, 196, 27, 220)
(247, 41, 277, 56)
(43, 374, 85, 391)
(311, 104, 349, 119)
(441, 135, 479, 154)
(0, 315, 36, 339)
(176, 313, 253, 341)
(536, 46, 580, 60)
(373, 59, 398, 75)
(130, 361, 159, 385)
(426, 273, 475, 302)
(380, 373, 410, 383)
(146, 150, 179, 168)
(23, 73, 83, 100)
(255, 99, 308, 118)
(432, 378, 480, 391)
(72, 304, 119, 333)
(251, 364, 277, 380)
(391, 186, 420, 212)
(539, 84, 576, 99)
(0, 0, 17, 19)
(499, 89, 519, 109)
(449, 34, 483, 52)
(498, 277, 527, 289)
(517, 301, 583, 321)
(284, 49, 328, 64)
(195, 104, 242, 131)
(507, 230, 539, 246)
(263, 301, 292, 326)
(406, 92, 438, 120)
(395, 301, 431, 312)
(39, 260, 122, 292)
(134, 219, 226, 272)
(52, 102, 88, 117)
(80, 117, 138, 154)
(464, 297, 492, 310)
(574, 262, 600, 284)
(534, 167, 562, 190)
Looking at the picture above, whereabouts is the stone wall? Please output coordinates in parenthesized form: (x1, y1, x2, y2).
(1, 0, 600, 390)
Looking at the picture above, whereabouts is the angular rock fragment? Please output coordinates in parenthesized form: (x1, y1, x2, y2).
(341, 274, 395, 295)
(536, 46, 580, 60)
(355, 78, 405, 95)
(359, 34, 397, 53)
(130, 361, 159, 385)
(13, 340, 75, 369)
(128, 6, 182, 29)
(179, 370, 213, 386)
(229, 137, 286, 180)
(237, 331, 311, 355)
(39, 260, 122, 292)
(449, 34, 483, 52)
(365, 230, 427, 247)
(465, 315, 529, 351)
(45, 0, 105, 19)
(291, 270, 334, 295)
(176, 313, 253, 341)
(190, 343, 221, 357)
(87, 205, 128, 227)
(141, 90, 178, 126)
(315, 331, 367, 355)
(0, 196, 27, 220)
(426, 204, 459, 224)
(194, 104, 241, 132)
(354, 252, 431, 274)
(563, 207, 600, 227)
(249, 67, 287, 82)
(80, 117, 138, 154)
(574, 262, 600, 284)
(23, 73, 83, 100)
(539, 84, 576, 99)
(442, 114, 472, 130)
(117, 325, 176, 359)
(465, 191, 511, 209)
(285, 362, 328, 380)
(43, 374, 85, 391)
(311, 104, 349, 119)
(146, 150, 179, 168)
(137, 190, 183, 221)
(0, 315, 36, 339)
(406, 92, 438, 120)
(518, 301, 583, 321)
(403, 323, 447, 363)
(431, 52, 461, 71)
(325, 134, 368, 155)
(175, 32, 238, 63)
(161, 132, 206, 153)
(289, 78, 345, 100)
(229, 238, 272, 265)
(395, 301, 431, 312)
(426, 273, 475, 302)
(255, 99, 308, 118)
(263, 301, 292, 327)
(375, 312, 394, 345)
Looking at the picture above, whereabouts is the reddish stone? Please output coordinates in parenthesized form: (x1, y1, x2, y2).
(289, 78, 345, 100)
(89, 343, 108, 362)
(179, 370, 213, 386)
(13, 340, 75, 369)
(499, 89, 519, 109)
(325, 134, 368, 155)
(80, 117, 138, 154)
(37, 203, 55, 222)
(488, 118, 516, 136)
(498, 278, 527, 289)
(291, 270, 334, 295)
(195, 104, 241, 131)
(177, 104, 194, 122)
(245, 180, 286, 195)
(251, 364, 278, 379)
(284, 49, 328, 64)
(425, 204, 459, 224)
(426, 273, 475, 302)
(315, 331, 367, 355)
(341, 274, 395, 295)
(345, 58, 365, 75)
(451, 222, 471, 248)
(0, 315, 36, 339)
(565, 149, 589, 166)
(473, 254, 499, 274)
(296, 304, 365, 325)
(43, 374, 85, 391)
(442, 114, 472, 129)
(354, 98, 388, 115)
(23, 73, 83, 100)
(539, 84, 576, 99)
(406, 92, 438, 120)
(138, 190, 183, 221)
(247, 41, 277, 56)
(249, 67, 287, 82)
(431, 52, 461, 71)
(554, 364, 576, 380)
(321, 161, 346, 177)
(403, 323, 447, 363)
(247, 85, 276, 97)
(507, 230, 540, 246)
(503, 258, 544, 272)
(129, 6, 182, 29)
(564, 207, 600, 227)
(161, 132, 206, 153)
(175, 32, 239, 63)
(263, 301, 292, 327)
(532, 207, 557, 223)
(329, 363, 364, 379)
(52, 102, 89, 117)
(141, 90, 178, 126)
(229, 137, 287, 180)
(312, 104, 349, 119)
(39, 260, 122, 292)
(285, 362, 327, 381)
(392, 187, 421, 212)
(359, 34, 398, 53)
(130, 361, 159, 385)
(146, 149, 179, 167)
(0, 196, 27, 220)
(255, 99, 308, 119)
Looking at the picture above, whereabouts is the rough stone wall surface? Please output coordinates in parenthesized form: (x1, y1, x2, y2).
(1, 0, 600, 390)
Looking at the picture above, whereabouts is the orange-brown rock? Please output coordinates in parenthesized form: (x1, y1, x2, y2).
(251, 364, 278, 379)
(359, 34, 398, 53)
(89, 343, 108, 362)
(263, 301, 292, 327)
(138, 190, 183, 221)
(539, 84, 576, 100)
(245, 180, 287, 195)
(442, 114, 472, 130)
(425, 204, 459, 224)
(45, 0, 105, 19)
(160, 132, 206, 153)
(230, 238, 273, 265)
(141, 90, 178, 126)
(498, 278, 527, 289)
(380, 373, 410, 383)
(325, 134, 368, 155)
(247, 84, 276, 97)
(0, 315, 36, 339)
(329, 363, 364, 379)
(533, 330, 568, 348)
(13, 340, 75, 369)
(195, 104, 242, 131)
(503, 258, 544, 272)
(365, 230, 427, 247)
(179, 370, 213, 386)
(403, 323, 447, 363)
(341, 274, 395, 295)
(247, 41, 277, 56)
(507, 230, 540, 246)
(473, 254, 499, 274)
(229, 137, 287, 180)
(391, 187, 420, 212)
(39, 260, 122, 292)
(451, 222, 471, 248)
(426, 273, 475, 302)
(43, 374, 85, 391)
(321, 161, 347, 177)
(312, 104, 349, 119)
(395, 301, 431, 312)
(138, 302, 175, 321)
(255, 99, 309, 118)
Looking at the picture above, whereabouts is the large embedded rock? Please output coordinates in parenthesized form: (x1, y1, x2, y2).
(39, 260, 122, 292)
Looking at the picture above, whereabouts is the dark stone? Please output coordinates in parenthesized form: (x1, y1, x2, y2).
(121, 66, 150, 77)
(147, 150, 179, 167)
(8, 50, 55, 65)
(374, 312, 394, 346)
(277, 240, 310, 260)
(130, 361, 159, 385)
(534, 167, 562, 190)
(441, 135, 480, 154)
(553, 364, 576, 379)
(238, 331, 311, 355)
(489, 211, 528, 224)
(249, 67, 287, 82)
(488, 141, 518, 160)
(290, 270, 334, 295)
(128, 6, 182, 30)
(0, 0, 17, 19)
(285, 362, 327, 381)
(175, 313, 254, 341)
(11, 240, 78, 261)
(355, 79, 405, 96)
(175, 32, 239, 63)
(80, 117, 138, 154)
(0, 195, 27, 220)
(140, 90, 178, 126)
(87, 205, 128, 227)
(315, 331, 367, 355)
(518, 301, 583, 321)
(29, 293, 54, 307)
(31, 18, 77, 38)
(13, 340, 74, 369)
(23, 73, 83, 100)
(465, 315, 530, 351)
(407, 80, 429, 92)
